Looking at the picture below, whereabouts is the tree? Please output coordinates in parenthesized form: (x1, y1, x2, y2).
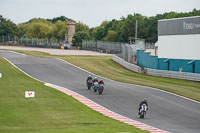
(47, 16, 73, 23)
(92, 9, 200, 43)
(103, 30, 118, 42)
(75, 22, 89, 33)
(54, 20, 67, 40)
(0, 15, 18, 36)
(72, 31, 90, 46)
(26, 19, 55, 38)
(17, 23, 29, 37)
(93, 27, 106, 41)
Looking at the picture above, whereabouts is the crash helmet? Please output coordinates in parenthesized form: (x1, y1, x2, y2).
(94, 77, 97, 80)
(88, 75, 92, 78)
(100, 79, 103, 82)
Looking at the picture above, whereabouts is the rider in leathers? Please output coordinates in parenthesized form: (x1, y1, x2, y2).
(98, 79, 104, 85)
(86, 75, 93, 84)
(138, 99, 148, 115)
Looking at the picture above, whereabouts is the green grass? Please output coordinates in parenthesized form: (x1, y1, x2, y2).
(61, 56, 200, 102)
(0, 58, 148, 133)
(4, 50, 200, 102)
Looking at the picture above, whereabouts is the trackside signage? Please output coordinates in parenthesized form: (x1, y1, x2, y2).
(158, 16, 200, 36)
(0, 73, 1, 78)
(25, 91, 35, 98)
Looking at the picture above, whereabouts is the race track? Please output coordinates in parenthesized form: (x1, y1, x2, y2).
(1, 50, 200, 133)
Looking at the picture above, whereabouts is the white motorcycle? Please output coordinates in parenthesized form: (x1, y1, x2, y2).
(139, 104, 148, 119)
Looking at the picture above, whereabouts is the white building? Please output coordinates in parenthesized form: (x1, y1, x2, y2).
(155, 16, 200, 60)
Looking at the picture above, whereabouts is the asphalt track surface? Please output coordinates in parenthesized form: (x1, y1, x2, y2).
(1, 50, 200, 133)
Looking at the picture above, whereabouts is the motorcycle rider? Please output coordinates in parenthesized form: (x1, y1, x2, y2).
(93, 77, 98, 83)
(138, 98, 148, 115)
(98, 79, 104, 85)
(86, 75, 93, 84)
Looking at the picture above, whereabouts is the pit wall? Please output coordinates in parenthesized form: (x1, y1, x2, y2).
(137, 50, 200, 74)
(112, 55, 200, 82)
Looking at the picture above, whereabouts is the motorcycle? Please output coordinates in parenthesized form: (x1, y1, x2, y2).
(139, 104, 148, 119)
(87, 79, 93, 90)
(98, 83, 104, 94)
(92, 82, 99, 92)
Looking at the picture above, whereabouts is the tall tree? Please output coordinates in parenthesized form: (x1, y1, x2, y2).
(103, 30, 118, 42)
(26, 19, 55, 38)
(72, 31, 90, 46)
(75, 22, 89, 33)
(0, 15, 18, 36)
(54, 20, 67, 40)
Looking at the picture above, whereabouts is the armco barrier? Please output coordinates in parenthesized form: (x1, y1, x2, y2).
(146, 68, 200, 81)
(112, 55, 200, 82)
(113, 55, 141, 73)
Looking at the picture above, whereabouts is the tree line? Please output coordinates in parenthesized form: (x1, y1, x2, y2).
(0, 9, 200, 46)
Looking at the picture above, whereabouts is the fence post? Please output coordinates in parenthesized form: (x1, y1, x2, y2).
(2, 35, 4, 43)
(14, 36, 16, 44)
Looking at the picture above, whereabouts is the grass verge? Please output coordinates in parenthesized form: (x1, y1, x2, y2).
(0, 57, 147, 133)
(4, 50, 200, 102)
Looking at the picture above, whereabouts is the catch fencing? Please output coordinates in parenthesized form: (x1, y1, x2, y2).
(0, 35, 65, 48)
(118, 43, 154, 64)
(113, 55, 200, 82)
(82, 40, 125, 54)
(82, 40, 155, 64)
(118, 44, 145, 64)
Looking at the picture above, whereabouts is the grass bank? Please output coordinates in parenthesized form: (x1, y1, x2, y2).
(5, 50, 200, 102)
(0, 58, 147, 133)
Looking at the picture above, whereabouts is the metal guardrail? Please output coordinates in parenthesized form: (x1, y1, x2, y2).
(112, 55, 141, 73)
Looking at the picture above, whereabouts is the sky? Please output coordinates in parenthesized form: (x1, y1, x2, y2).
(0, 0, 200, 27)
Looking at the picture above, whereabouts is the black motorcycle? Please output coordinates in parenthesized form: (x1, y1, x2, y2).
(98, 84, 104, 94)
(87, 79, 93, 90)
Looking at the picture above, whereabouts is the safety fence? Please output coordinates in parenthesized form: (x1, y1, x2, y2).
(0, 35, 65, 48)
(82, 40, 154, 56)
(82, 40, 125, 54)
(113, 55, 200, 82)
(118, 44, 145, 64)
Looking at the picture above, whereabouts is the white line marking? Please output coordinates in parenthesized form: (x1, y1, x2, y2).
(0, 50, 26, 56)
(3, 57, 170, 133)
(1, 51, 197, 133)
(3, 57, 44, 83)
(45, 83, 171, 133)
(56, 57, 200, 104)
(2, 50, 199, 103)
